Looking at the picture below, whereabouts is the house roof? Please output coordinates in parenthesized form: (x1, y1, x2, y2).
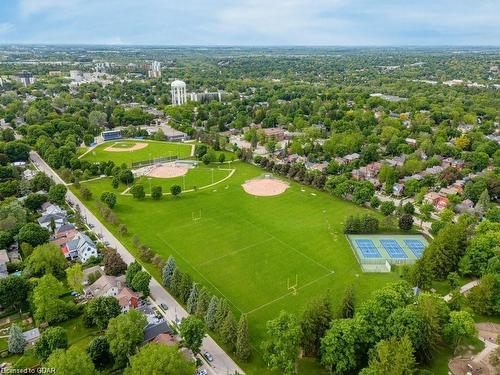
(117, 287, 139, 308)
(152, 332, 177, 346)
(143, 321, 172, 343)
(22, 328, 40, 342)
(84, 274, 125, 297)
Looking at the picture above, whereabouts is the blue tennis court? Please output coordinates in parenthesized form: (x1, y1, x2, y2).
(404, 239, 425, 257)
(380, 239, 407, 259)
(355, 239, 382, 259)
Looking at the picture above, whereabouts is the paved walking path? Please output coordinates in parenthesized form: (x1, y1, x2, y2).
(30, 151, 244, 375)
(443, 279, 480, 302)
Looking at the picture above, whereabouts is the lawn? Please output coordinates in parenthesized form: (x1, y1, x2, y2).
(79, 139, 194, 166)
(73, 160, 400, 374)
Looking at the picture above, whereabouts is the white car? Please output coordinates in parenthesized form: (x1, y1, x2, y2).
(197, 370, 208, 375)
(203, 351, 214, 362)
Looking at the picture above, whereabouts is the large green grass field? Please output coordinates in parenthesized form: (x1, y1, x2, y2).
(80, 139, 194, 166)
(72, 159, 400, 374)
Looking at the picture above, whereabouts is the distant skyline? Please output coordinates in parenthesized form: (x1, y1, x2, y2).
(0, 0, 499, 46)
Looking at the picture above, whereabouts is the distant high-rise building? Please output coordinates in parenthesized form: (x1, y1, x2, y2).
(16, 71, 35, 87)
(171, 80, 187, 106)
(148, 61, 161, 78)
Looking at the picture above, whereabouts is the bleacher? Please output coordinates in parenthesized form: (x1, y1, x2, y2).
(101, 130, 123, 141)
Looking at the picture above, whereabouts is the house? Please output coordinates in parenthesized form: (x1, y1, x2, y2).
(38, 213, 67, 230)
(152, 332, 178, 346)
(22, 169, 37, 181)
(455, 199, 475, 214)
(435, 197, 449, 211)
(62, 233, 98, 263)
(439, 187, 460, 196)
(392, 183, 405, 197)
(51, 223, 78, 247)
(0, 249, 9, 278)
(22, 328, 40, 346)
(405, 138, 417, 148)
(143, 321, 172, 344)
(343, 153, 360, 163)
(84, 274, 125, 298)
(263, 128, 285, 141)
(117, 287, 140, 312)
(40, 202, 65, 216)
(423, 192, 442, 206)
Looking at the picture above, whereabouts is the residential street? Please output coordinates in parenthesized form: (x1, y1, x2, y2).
(30, 151, 244, 375)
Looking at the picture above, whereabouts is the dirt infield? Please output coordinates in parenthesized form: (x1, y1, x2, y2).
(242, 178, 289, 196)
(148, 164, 188, 178)
(104, 142, 148, 152)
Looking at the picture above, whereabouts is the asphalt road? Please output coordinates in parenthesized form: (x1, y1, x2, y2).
(30, 151, 244, 375)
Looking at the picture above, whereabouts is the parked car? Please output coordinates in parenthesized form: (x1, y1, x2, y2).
(203, 351, 214, 362)
(160, 303, 168, 311)
(197, 369, 208, 375)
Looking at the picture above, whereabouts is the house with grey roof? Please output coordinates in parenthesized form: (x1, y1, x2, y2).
(62, 232, 98, 263)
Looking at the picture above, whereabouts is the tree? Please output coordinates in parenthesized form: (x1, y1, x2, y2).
(151, 186, 162, 200)
(402, 202, 415, 215)
(80, 185, 92, 200)
(444, 310, 476, 352)
(24, 193, 47, 211)
(126, 261, 142, 286)
(459, 230, 499, 277)
(220, 311, 238, 350)
(87, 336, 112, 369)
(106, 309, 147, 367)
(363, 335, 416, 375)
(24, 243, 66, 278)
(34, 326, 68, 361)
(236, 315, 251, 361)
(125, 343, 195, 375)
(48, 184, 67, 205)
(83, 296, 121, 330)
(186, 282, 199, 314)
(112, 176, 120, 189)
(370, 196, 380, 208)
(195, 287, 210, 318)
(100, 192, 117, 208)
(131, 271, 151, 297)
(170, 184, 181, 197)
(425, 221, 469, 279)
(8, 324, 27, 354)
(130, 184, 145, 200)
(32, 274, 70, 324)
(15, 223, 50, 248)
(104, 248, 127, 276)
(380, 201, 396, 216)
(214, 298, 230, 333)
(0, 275, 29, 315)
(162, 256, 176, 288)
(46, 346, 95, 375)
(169, 267, 182, 297)
(467, 273, 500, 316)
(179, 316, 206, 355)
(320, 318, 362, 375)
(89, 110, 107, 128)
(398, 214, 414, 231)
(338, 284, 355, 319)
(119, 223, 128, 236)
(66, 263, 84, 294)
(300, 295, 332, 357)
(261, 311, 302, 375)
(205, 295, 219, 330)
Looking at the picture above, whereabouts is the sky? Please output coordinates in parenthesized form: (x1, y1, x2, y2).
(0, 0, 499, 46)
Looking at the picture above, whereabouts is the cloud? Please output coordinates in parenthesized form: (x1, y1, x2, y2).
(4, 0, 500, 45)
(0, 23, 14, 34)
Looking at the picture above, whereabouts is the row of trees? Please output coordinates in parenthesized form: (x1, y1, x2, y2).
(162, 256, 251, 360)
